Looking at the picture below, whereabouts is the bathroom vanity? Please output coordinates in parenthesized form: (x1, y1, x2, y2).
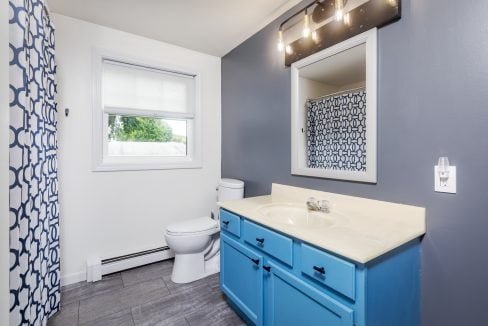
(219, 184, 425, 326)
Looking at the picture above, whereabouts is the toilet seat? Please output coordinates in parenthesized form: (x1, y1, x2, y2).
(166, 216, 218, 236)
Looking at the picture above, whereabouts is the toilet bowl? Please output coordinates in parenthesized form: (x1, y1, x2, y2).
(165, 216, 220, 283)
(165, 178, 244, 284)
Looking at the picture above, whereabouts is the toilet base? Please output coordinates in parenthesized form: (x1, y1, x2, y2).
(204, 251, 220, 276)
(170, 251, 220, 284)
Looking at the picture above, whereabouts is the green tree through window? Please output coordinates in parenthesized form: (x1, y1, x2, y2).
(108, 115, 176, 142)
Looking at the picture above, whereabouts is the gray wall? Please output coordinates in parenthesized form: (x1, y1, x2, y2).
(221, 0, 488, 324)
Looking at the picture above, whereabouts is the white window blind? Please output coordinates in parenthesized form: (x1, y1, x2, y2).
(102, 59, 196, 118)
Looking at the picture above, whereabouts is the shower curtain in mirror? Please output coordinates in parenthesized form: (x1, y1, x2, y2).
(9, 0, 60, 325)
(306, 89, 367, 171)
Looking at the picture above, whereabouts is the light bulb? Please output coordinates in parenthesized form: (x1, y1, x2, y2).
(388, 0, 397, 6)
(277, 41, 284, 52)
(277, 30, 284, 52)
(302, 13, 311, 38)
(335, 0, 344, 21)
(335, 8, 344, 21)
(311, 30, 319, 42)
(285, 45, 293, 55)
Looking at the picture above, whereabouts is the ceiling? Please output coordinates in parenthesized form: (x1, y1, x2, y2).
(299, 44, 366, 87)
(47, 0, 302, 57)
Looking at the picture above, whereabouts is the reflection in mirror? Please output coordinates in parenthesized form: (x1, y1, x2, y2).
(300, 43, 366, 171)
(291, 29, 376, 183)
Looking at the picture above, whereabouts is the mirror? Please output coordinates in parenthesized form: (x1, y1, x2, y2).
(291, 28, 377, 183)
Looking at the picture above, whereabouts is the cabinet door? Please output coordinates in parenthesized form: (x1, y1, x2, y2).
(221, 233, 263, 325)
(266, 262, 354, 326)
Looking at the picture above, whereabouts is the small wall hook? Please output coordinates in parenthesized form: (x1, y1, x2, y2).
(65, 108, 70, 117)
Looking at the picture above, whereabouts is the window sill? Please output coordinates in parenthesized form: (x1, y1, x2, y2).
(93, 160, 202, 172)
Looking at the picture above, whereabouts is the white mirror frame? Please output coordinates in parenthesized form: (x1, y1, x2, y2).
(291, 28, 377, 183)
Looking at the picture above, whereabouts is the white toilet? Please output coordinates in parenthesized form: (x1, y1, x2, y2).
(165, 178, 244, 283)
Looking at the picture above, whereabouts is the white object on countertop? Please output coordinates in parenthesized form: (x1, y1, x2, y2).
(217, 178, 244, 202)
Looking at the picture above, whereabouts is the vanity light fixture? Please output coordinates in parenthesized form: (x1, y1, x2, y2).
(335, 0, 345, 21)
(278, 0, 401, 65)
(277, 29, 284, 52)
(285, 45, 293, 54)
(276, 0, 322, 53)
(302, 11, 311, 38)
(311, 30, 319, 42)
(274, 0, 349, 54)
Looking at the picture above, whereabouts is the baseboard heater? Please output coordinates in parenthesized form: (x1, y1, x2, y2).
(86, 246, 174, 282)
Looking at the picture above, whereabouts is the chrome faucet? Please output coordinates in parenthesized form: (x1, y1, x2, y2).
(306, 197, 331, 213)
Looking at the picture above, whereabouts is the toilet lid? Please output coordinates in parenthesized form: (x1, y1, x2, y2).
(166, 216, 218, 235)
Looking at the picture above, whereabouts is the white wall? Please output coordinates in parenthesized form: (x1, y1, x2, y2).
(336, 80, 365, 92)
(298, 77, 337, 110)
(298, 78, 366, 110)
(1, 1, 10, 323)
(54, 14, 221, 284)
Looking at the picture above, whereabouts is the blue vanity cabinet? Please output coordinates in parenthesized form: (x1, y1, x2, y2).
(242, 219, 293, 266)
(301, 243, 356, 300)
(220, 209, 421, 326)
(220, 233, 263, 325)
(220, 209, 241, 237)
(265, 261, 354, 326)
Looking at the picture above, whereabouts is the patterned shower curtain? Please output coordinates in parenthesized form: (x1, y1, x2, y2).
(306, 89, 367, 171)
(9, 0, 60, 325)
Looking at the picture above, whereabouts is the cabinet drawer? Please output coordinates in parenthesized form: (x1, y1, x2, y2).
(301, 243, 355, 300)
(243, 220, 293, 266)
(220, 209, 241, 238)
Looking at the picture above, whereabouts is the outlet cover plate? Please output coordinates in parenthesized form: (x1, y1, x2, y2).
(434, 166, 456, 194)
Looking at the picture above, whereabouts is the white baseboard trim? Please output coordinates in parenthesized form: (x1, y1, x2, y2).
(102, 248, 174, 276)
(61, 271, 86, 286)
(60, 249, 175, 287)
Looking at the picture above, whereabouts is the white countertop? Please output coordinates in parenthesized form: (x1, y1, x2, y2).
(219, 184, 426, 264)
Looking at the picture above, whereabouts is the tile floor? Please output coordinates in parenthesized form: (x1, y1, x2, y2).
(48, 259, 246, 326)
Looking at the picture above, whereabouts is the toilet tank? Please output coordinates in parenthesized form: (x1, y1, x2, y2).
(218, 178, 244, 202)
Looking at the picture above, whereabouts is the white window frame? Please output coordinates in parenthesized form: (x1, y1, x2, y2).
(92, 49, 202, 171)
(291, 28, 377, 183)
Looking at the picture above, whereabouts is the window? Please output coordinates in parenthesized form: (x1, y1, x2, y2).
(93, 55, 201, 171)
(107, 115, 188, 157)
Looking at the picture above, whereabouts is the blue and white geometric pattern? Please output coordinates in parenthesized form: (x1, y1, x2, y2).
(9, 0, 60, 325)
(306, 89, 367, 171)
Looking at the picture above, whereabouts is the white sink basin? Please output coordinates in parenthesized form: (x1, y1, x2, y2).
(257, 203, 345, 228)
